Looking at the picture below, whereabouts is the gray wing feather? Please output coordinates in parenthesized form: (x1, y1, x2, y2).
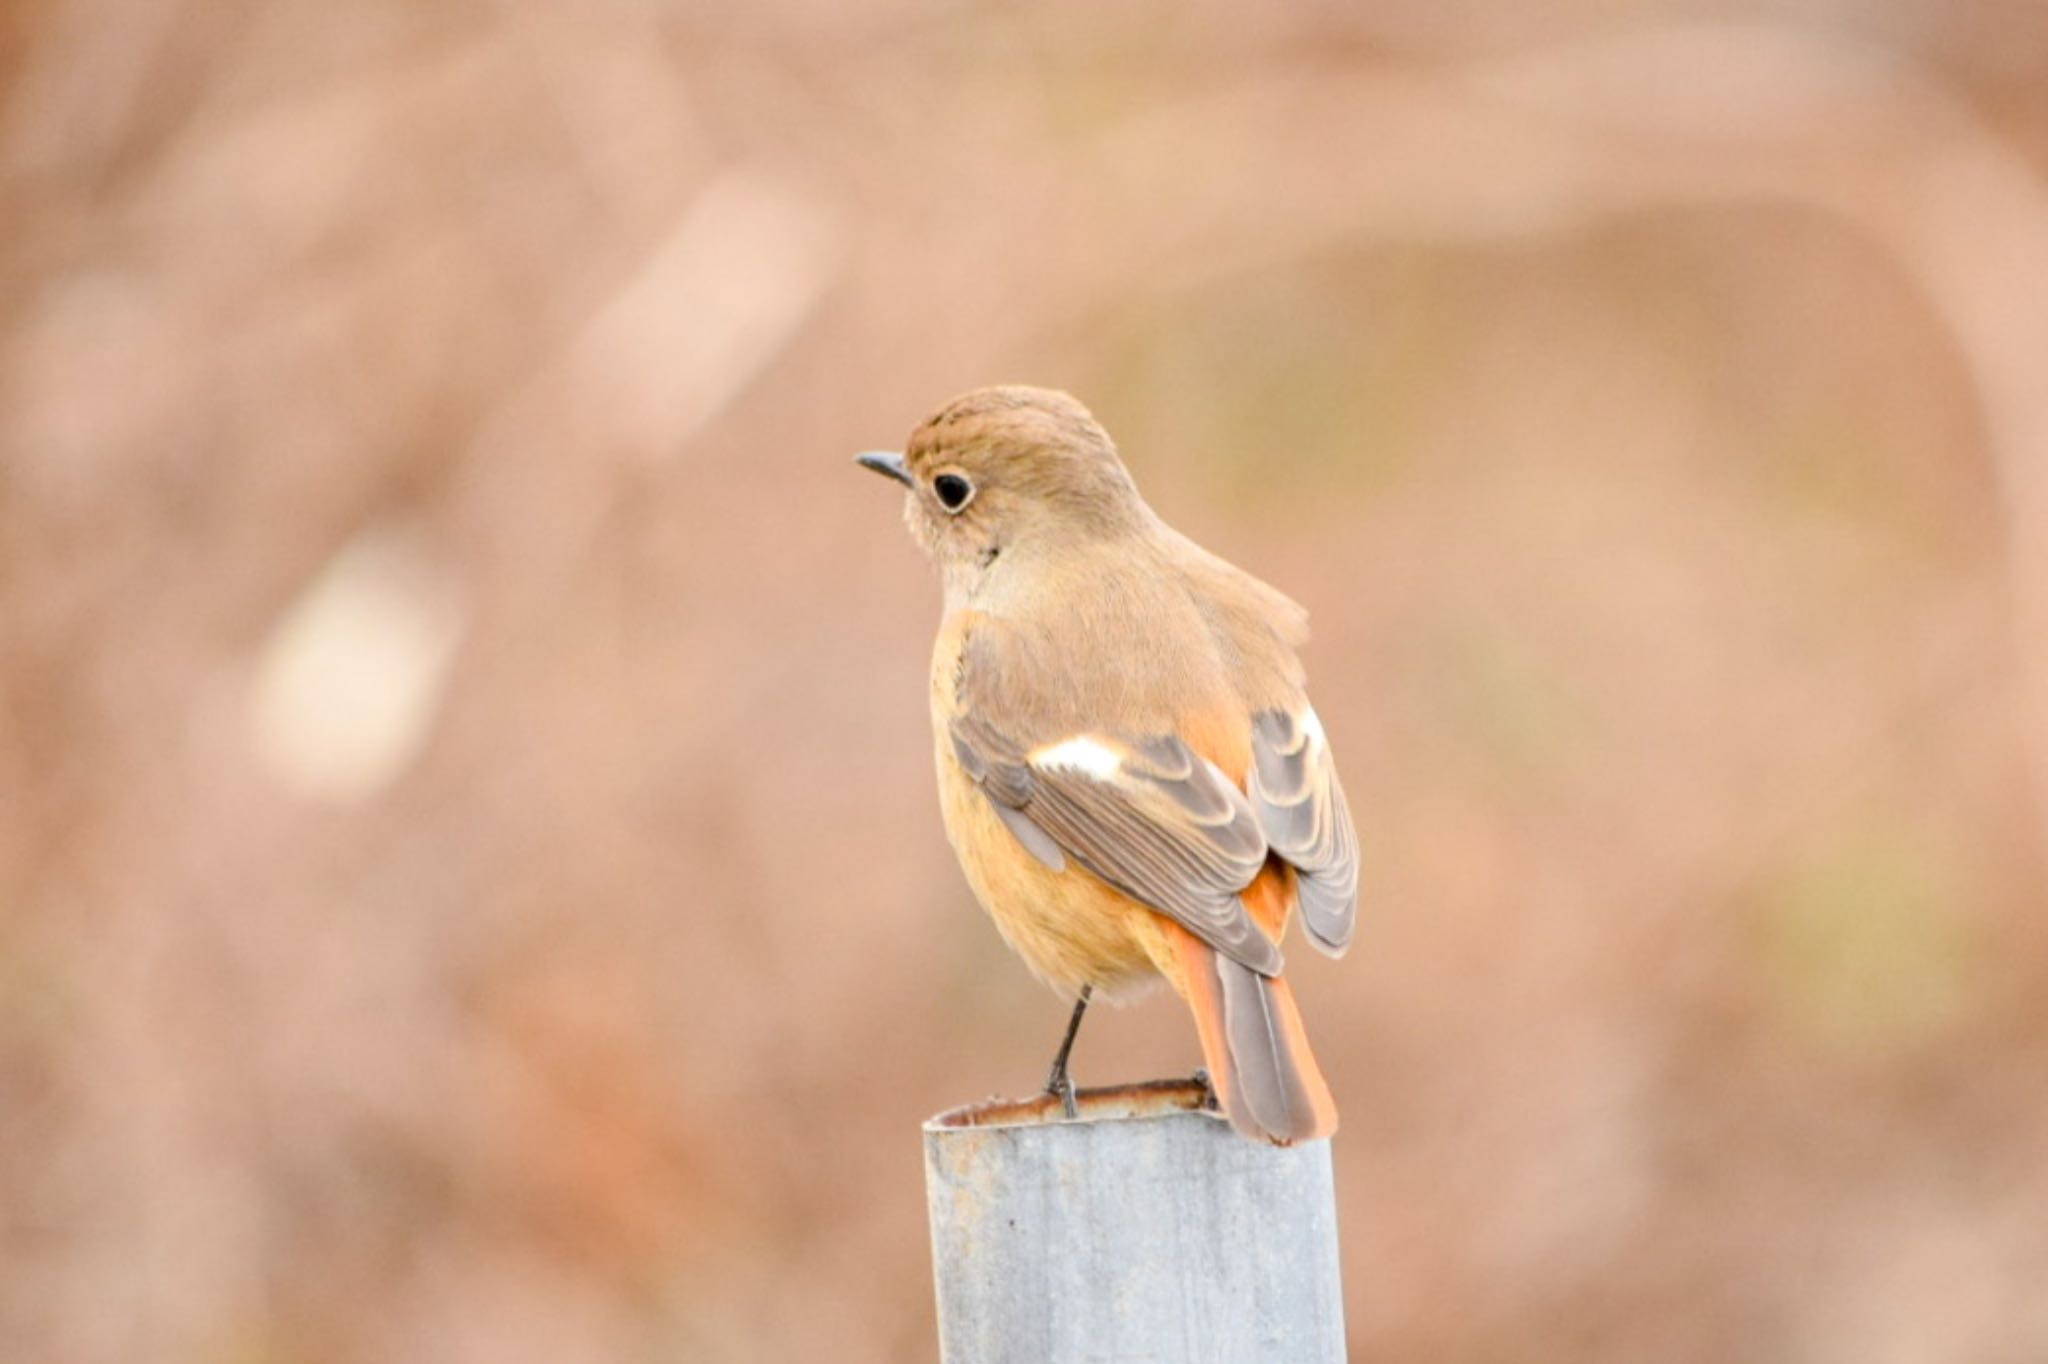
(950, 712, 1283, 977)
(994, 802, 1066, 871)
(1248, 708, 1359, 956)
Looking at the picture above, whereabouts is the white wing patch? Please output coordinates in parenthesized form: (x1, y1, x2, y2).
(1031, 735, 1123, 780)
(1300, 704, 1327, 748)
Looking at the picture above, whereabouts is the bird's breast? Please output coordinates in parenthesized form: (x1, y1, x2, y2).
(927, 615, 1162, 993)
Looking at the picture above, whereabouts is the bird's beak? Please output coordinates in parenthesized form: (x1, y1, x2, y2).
(855, 450, 913, 488)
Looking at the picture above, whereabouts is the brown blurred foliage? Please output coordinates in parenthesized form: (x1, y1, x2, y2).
(5, 2, 2048, 1361)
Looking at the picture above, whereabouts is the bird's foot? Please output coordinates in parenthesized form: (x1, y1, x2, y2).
(1041, 1050, 1080, 1118)
(1190, 1068, 1219, 1113)
(1039, 985, 1091, 1120)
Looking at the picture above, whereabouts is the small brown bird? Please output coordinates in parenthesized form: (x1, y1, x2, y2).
(858, 386, 1358, 1145)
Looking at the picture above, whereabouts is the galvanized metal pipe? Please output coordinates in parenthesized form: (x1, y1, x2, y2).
(923, 1080, 1347, 1363)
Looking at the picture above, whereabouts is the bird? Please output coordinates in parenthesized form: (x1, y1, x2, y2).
(856, 385, 1358, 1145)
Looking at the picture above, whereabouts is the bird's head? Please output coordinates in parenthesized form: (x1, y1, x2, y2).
(856, 386, 1151, 590)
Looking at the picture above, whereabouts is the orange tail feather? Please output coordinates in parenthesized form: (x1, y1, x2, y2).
(1169, 924, 1338, 1145)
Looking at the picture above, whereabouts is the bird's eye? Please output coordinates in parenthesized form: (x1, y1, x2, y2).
(933, 473, 975, 512)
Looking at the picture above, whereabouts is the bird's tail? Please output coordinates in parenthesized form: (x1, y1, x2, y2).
(1170, 925, 1338, 1145)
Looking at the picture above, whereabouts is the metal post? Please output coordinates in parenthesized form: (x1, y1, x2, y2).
(922, 1080, 1347, 1363)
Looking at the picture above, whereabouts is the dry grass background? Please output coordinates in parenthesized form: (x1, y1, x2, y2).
(5, 2, 2048, 1361)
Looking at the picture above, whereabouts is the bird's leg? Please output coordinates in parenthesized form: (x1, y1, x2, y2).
(1042, 985, 1093, 1119)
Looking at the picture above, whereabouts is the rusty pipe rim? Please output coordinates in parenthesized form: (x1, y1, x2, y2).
(925, 1078, 1218, 1133)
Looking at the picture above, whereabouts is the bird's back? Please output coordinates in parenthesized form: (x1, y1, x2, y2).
(965, 527, 1308, 752)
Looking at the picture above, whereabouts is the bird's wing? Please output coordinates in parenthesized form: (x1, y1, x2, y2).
(949, 631, 1283, 977)
(1247, 705, 1358, 956)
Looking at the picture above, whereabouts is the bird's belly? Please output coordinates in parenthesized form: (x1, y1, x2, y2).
(934, 745, 1161, 995)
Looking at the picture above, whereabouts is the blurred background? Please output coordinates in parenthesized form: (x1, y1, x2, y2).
(6, 2, 2048, 1361)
